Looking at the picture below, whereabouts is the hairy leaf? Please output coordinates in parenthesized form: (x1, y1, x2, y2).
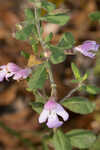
(41, 13, 70, 25)
(58, 32, 75, 49)
(28, 64, 47, 91)
(53, 129, 72, 150)
(30, 101, 44, 114)
(49, 45, 66, 64)
(71, 63, 81, 80)
(66, 129, 96, 149)
(89, 11, 100, 21)
(41, 1, 56, 12)
(61, 97, 95, 114)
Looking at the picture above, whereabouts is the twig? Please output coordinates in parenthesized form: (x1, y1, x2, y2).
(60, 84, 81, 102)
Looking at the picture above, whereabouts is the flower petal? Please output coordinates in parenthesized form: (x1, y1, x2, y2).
(55, 104, 69, 121)
(0, 65, 6, 69)
(5, 72, 14, 80)
(47, 113, 63, 128)
(83, 52, 96, 58)
(13, 68, 31, 80)
(13, 72, 22, 80)
(7, 63, 21, 73)
(39, 109, 49, 123)
(74, 40, 99, 58)
(81, 41, 96, 51)
(95, 44, 100, 51)
(20, 68, 32, 79)
(0, 70, 6, 82)
(44, 99, 56, 110)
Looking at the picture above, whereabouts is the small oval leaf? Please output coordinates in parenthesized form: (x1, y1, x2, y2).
(41, 14, 70, 25)
(53, 129, 72, 150)
(30, 101, 44, 114)
(61, 97, 95, 114)
(86, 85, 100, 95)
(71, 63, 81, 80)
(66, 129, 96, 149)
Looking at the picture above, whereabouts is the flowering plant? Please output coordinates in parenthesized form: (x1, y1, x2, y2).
(0, 0, 100, 149)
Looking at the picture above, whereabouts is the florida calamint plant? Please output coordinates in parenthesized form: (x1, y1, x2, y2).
(0, 0, 100, 149)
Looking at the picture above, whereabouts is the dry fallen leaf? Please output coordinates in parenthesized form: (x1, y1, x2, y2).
(27, 55, 43, 67)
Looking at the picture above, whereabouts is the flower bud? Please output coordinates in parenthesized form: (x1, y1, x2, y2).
(16, 24, 23, 31)
(44, 50, 51, 58)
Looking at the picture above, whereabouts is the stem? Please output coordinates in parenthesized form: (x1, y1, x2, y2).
(34, 7, 57, 98)
(60, 84, 81, 102)
(46, 61, 57, 97)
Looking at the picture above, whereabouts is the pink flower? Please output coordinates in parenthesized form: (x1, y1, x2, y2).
(39, 97, 69, 128)
(0, 62, 31, 82)
(74, 40, 100, 58)
(13, 68, 31, 80)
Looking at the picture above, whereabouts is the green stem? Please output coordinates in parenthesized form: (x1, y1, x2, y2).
(46, 60, 57, 97)
(34, 7, 57, 98)
(60, 83, 82, 102)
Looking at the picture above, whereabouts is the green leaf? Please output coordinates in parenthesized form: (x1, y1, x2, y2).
(58, 32, 75, 49)
(30, 38, 39, 53)
(53, 129, 72, 150)
(71, 63, 81, 80)
(49, 45, 66, 64)
(16, 31, 26, 41)
(34, 92, 45, 102)
(30, 101, 44, 114)
(28, 64, 47, 91)
(32, 25, 38, 38)
(94, 51, 100, 75)
(86, 85, 100, 95)
(89, 11, 100, 21)
(71, 79, 80, 83)
(41, 13, 70, 25)
(45, 32, 53, 43)
(21, 51, 30, 59)
(90, 135, 100, 150)
(78, 84, 87, 91)
(42, 142, 49, 150)
(24, 8, 35, 21)
(61, 97, 95, 114)
(41, 1, 56, 12)
(66, 129, 96, 149)
(81, 71, 89, 82)
(16, 24, 34, 41)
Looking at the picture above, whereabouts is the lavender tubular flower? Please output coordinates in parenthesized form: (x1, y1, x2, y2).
(39, 97, 69, 128)
(13, 68, 32, 80)
(0, 66, 7, 82)
(0, 62, 31, 82)
(74, 40, 100, 58)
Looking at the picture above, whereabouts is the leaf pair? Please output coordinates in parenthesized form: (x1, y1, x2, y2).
(71, 62, 89, 82)
(46, 32, 75, 64)
(71, 63, 100, 94)
(89, 11, 100, 21)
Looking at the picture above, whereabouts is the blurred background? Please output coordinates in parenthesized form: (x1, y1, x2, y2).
(0, 0, 100, 150)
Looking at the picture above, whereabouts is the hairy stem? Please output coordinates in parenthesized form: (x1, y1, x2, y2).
(46, 61, 57, 97)
(34, 7, 57, 98)
(61, 84, 82, 102)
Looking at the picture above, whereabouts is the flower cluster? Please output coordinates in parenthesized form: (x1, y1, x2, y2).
(74, 40, 100, 58)
(39, 97, 69, 128)
(0, 62, 31, 82)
